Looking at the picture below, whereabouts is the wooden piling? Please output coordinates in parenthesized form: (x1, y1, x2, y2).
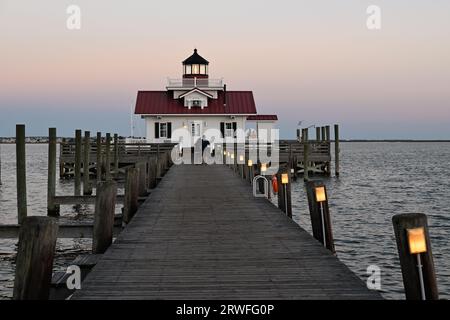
(277, 169, 292, 218)
(316, 127, 321, 141)
(13, 216, 58, 300)
(305, 181, 335, 253)
(96, 132, 102, 184)
(321, 126, 326, 142)
(156, 144, 161, 178)
(114, 134, 119, 179)
(303, 129, 309, 181)
(93, 181, 117, 254)
(83, 131, 92, 195)
(123, 167, 139, 225)
(334, 124, 340, 177)
(325, 125, 330, 142)
(105, 133, 111, 181)
(148, 156, 158, 189)
(392, 213, 439, 300)
(16, 124, 27, 224)
(47, 128, 59, 217)
(74, 129, 82, 197)
(137, 162, 147, 197)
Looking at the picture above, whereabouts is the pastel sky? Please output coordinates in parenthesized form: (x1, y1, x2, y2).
(1, 0, 450, 139)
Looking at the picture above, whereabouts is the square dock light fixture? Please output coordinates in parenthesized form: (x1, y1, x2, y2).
(239, 155, 244, 162)
(281, 173, 289, 184)
(291, 168, 294, 174)
(407, 227, 427, 254)
(315, 186, 326, 203)
(223, 150, 227, 156)
(231, 153, 234, 159)
(261, 163, 267, 172)
(247, 160, 253, 167)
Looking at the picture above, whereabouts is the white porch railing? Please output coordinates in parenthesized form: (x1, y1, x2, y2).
(167, 78, 224, 89)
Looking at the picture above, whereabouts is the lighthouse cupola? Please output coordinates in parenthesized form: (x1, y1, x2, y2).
(182, 49, 209, 79)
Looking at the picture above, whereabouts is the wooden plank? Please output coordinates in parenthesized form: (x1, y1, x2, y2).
(72, 165, 382, 300)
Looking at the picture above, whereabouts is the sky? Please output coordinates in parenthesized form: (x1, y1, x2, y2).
(1, 0, 450, 139)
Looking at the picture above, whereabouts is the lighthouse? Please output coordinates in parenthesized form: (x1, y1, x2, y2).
(134, 49, 277, 144)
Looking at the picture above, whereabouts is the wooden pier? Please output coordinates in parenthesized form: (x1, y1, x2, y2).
(72, 165, 380, 300)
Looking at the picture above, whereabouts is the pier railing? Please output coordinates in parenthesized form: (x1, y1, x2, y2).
(60, 141, 177, 162)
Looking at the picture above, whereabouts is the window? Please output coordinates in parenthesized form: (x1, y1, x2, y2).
(200, 65, 206, 74)
(192, 100, 202, 107)
(192, 64, 199, 74)
(185, 65, 192, 74)
(225, 123, 233, 138)
(160, 123, 167, 138)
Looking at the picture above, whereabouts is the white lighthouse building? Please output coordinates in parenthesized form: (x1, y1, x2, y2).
(134, 49, 277, 144)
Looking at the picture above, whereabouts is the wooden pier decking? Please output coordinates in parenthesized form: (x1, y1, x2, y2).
(72, 165, 381, 300)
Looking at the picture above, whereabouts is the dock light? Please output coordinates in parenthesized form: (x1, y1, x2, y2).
(315, 186, 326, 203)
(239, 155, 244, 162)
(261, 163, 267, 173)
(223, 151, 227, 156)
(291, 168, 294, 174)
(227, 152, 230, 157)
(314, 185, 327, 248)
(247, 160, 253, 167)
(281, 173, 289, 184)
(407, 227, 427, 300)
(231, 153, 234, 159)
(407, 227, 427, 254)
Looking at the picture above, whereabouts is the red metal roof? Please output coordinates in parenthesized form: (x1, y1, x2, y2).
(247, 115, 278, 121)
(134, 91, 257, 115)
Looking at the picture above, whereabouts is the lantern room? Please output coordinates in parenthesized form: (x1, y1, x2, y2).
(182, 49, 209, 79)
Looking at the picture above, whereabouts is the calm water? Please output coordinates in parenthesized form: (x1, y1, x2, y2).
(0, 143, 449, 299)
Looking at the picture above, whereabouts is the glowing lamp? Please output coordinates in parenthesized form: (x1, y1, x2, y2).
(407, 227, 427, 254)
(247, 160, 253, 167)
(227, 152, 230, 157)
(261, 163, 267, 172)
(315, 186, 326, 202)
(281, 173, 289, 184)
(231, 153, 234, 159)
(239, 155, 244, 162)
(223, 151, 227, 155)
(291, 168, 294, 173)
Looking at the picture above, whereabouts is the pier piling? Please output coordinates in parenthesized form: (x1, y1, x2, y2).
(137, 161, 147, 197)
(13, 216, 58, 300)
(334, 124, 340, 177)
(93, 181, 117, 254)
(105, 133, 111, 181)
(83, 131, 92, 195)
(16, 124, 27, 224)
(303, 129, 309, 181)
(47, 128, 59, 216)
(96, 132, 102, 184)
(114, 134, 119, 179)
(392, 213, 439, 300)
(74, 129, 82, 197)
(277, 169, 292, 218)
(123, 167, 139, 225)
(305, 181, 335, 253)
